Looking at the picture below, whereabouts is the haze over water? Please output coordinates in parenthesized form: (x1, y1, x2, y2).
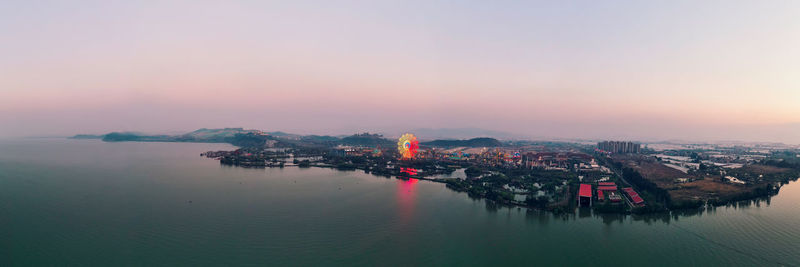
(2, 139, 798, 266)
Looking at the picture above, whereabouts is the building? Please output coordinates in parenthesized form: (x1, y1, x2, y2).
(598, 141, 641, 154)
(577, 184, 592, 207)
(596, 182, 618, 203)
(622, 187, 645, 206)
(597, 185, 618, 191)
(608, 192, 623, 202)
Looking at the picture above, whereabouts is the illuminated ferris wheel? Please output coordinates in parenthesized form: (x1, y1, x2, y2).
(397, 133, 419, 160)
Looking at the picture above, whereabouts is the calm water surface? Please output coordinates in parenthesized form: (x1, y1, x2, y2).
(1, 139, 798, 266)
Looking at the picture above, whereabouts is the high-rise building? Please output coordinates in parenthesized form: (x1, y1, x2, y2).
(598, 141, 641, 153)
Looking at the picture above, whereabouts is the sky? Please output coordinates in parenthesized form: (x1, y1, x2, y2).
(1, 0, 799, 143)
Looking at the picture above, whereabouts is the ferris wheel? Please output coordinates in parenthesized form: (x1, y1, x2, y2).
(397, 133, 419, 160)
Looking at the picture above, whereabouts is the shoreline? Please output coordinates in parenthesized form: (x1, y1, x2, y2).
(208, 157, 791, 216)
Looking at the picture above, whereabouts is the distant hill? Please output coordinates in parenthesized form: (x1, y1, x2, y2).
(340, 133, 394, 147)
(265, 131, 294, 137)
(69, 134, 103, 139)
(227, 133, 278, 147)
(422, 137, 503, 148)
(301, 135, 340, 142)
(79, 128, 263, 143)
(101, 132, 174, 142)
(176, 128, 261, 142)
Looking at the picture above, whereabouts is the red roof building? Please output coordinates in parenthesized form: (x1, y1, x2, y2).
(597, 190, 604, 201)
(622, 187, 645, 205)
(597, 186, 618, 191)
(598, 182, 616, 186)
(579, 184, 592, 197)
(577, 184, 592, 207)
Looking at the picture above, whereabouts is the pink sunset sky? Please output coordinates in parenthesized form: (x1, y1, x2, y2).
(1, 1, 799, 143)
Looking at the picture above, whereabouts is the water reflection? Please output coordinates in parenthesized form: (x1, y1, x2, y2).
(396, 177, 418, 223)
(578, 207, 592, 219)
(525, 209, 551, 226)
(592, 193, 780, 225)
(474, 184, 787, 226)
(599, 213, 625, 225)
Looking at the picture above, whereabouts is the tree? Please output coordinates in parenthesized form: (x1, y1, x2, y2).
(465, 166, 483, 178)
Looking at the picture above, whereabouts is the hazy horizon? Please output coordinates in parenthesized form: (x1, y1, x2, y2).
(2, 1, 799, 143)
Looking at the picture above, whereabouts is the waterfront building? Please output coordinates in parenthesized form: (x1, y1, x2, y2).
(622, 187, 645, 206)
(578, 184, 592, 207)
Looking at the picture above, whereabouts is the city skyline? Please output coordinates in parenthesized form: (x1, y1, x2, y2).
(2, 1, 799, 143)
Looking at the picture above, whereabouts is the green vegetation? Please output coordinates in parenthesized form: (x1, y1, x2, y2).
(464, 166, 483, 178)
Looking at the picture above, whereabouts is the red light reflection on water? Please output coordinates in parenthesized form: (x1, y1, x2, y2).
(396, 177, 418, 223)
